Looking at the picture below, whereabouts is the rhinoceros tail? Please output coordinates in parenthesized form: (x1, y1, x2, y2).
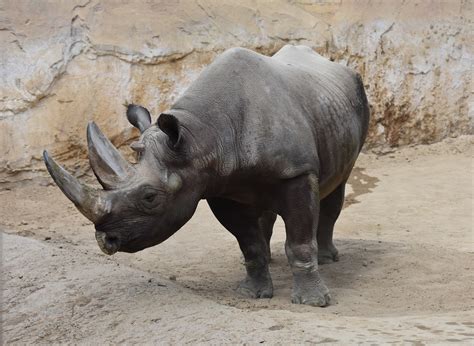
(354, 72, 370, 150)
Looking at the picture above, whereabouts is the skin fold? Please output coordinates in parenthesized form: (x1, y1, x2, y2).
(44, 45, 369, 307)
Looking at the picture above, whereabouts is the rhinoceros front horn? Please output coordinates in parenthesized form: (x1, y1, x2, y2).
(87, 121, 134, 190)
(43, 150, 107, 224)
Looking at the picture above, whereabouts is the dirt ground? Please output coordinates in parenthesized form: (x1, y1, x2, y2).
(2, 136, 473, 344)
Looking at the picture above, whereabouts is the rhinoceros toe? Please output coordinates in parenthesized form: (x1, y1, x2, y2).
(291, 292, 331, 307)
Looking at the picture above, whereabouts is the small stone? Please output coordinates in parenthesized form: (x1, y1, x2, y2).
(20, 220, 28, 225)
(44, 236, 51, 241)
(169, 275, 177, 281)
(268, 325, 284, 331)
(148, 278, 152, 283)
(362, 260, 368, 267)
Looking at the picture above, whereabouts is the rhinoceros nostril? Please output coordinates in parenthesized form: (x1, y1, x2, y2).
(95, 231, 120, 255)
(106, 234, 118, 243)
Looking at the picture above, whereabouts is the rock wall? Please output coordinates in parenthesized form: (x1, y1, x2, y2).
(1, 0, 472, 183)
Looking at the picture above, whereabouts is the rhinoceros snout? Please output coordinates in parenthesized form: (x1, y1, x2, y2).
(95, 231, 120, 255)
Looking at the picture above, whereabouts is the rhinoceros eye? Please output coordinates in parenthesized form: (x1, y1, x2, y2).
(144, 192, 156, 202)
(140, 188, 161, 210)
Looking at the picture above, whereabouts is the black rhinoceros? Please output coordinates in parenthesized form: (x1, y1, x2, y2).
(44, 45, 369, 307)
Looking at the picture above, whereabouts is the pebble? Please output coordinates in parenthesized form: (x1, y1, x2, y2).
(362, 260, 368, 267)
(169, 275, 177, 281)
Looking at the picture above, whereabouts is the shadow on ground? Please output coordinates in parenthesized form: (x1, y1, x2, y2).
(176, 237, 472, 317)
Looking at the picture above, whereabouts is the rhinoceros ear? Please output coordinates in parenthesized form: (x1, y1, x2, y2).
(157, 113, 181, 148)
(126, 104, 151, 133)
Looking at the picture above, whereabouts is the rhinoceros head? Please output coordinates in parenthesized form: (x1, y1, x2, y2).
(43, 105, 201, 255)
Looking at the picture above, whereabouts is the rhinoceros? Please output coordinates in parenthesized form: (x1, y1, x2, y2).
(43, 45, 369, 307)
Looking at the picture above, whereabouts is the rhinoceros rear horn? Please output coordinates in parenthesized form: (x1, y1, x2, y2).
(43, 150, 107, 224)
(87, 122, 134, 189)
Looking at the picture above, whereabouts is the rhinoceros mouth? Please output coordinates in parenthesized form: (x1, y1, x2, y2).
(95, 231, 120, 255)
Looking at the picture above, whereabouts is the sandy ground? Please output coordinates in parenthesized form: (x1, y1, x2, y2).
(1, 136, 473, 344)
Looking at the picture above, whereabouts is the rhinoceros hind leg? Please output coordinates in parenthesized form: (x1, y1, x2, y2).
(317, 182, 346, 264)
(258, 211, 277, 261)
(278, 173, 331, 307)
(207, 198, 273, 299)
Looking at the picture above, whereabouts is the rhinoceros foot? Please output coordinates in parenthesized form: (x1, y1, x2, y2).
(317, 245, 339, 265)
(235, 274, 273, 299)
(291, 273, 331, 307)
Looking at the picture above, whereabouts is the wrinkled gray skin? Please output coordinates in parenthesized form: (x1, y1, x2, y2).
(44, 45, 369, 307)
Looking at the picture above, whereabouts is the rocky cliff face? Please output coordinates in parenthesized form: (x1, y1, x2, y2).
(1, 0, 472, 183)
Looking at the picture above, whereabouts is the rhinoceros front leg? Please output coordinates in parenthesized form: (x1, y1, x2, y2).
(207, 198, 273, 298)
(277, 173, 331, 307)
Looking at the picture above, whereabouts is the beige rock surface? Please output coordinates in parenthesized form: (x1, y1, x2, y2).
(1, 0, 472, 184)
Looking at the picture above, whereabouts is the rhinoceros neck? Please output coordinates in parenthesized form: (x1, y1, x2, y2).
(164, 108, 241, 192)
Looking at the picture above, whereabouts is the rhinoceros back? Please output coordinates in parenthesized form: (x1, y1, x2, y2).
(172, 45, 369, 192)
